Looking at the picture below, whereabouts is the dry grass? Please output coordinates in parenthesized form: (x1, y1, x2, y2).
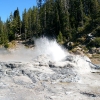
(90, 54, 100, 64)
(8, 41, 17, 49)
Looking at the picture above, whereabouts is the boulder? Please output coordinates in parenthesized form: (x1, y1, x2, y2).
(67, 42, 74, 49)
(89, 47, 100, 54)
(96, 48, 100, 54)
(89, 47, 97, 54)
(0, 54, 100, 100)
(72, 46, 84, 56)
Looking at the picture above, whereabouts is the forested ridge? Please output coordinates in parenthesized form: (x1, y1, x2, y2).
(0, 0, 100, 49)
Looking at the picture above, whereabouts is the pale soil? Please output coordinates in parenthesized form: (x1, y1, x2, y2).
(89, 54, 100, 65)
(91, 58, 100, 64)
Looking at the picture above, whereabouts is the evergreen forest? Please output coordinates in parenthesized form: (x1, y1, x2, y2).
(0, 0, 100, 49)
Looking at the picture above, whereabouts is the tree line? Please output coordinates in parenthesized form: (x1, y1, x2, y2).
(0, 0, 100, 48)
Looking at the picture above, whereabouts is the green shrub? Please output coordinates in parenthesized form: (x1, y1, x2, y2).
(57, 31, 63, 43)
(4, 43, 9, 48)
(95, 26, 100, 37)
(77, 27, 84, 33)
(88, 37, 100, 47)
(94, 37, 100, 47)
(77, 37, 86, 43)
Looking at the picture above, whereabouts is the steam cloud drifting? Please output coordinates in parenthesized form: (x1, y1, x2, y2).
(33, 37, 68, 61)
(0, 37, 92, 74)
(0, 37, 68, 62)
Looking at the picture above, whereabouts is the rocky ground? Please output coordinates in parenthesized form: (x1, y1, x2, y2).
(0, 54, 100, 100)
(0, 39, 100, 100)
(90, 54, 100, 65)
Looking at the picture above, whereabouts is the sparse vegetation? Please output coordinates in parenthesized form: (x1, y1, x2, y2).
(94, 37, 100, 47)
(57, 31, 63, 43)
(88, 37, 100, 47)
(4, 43, 9, 48)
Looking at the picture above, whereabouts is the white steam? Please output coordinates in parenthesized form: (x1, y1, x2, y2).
(0, 37, 68, 62)
(0, 44, 34, 62)
(0, 37, 93, 74)
(33, 37, 68, 62)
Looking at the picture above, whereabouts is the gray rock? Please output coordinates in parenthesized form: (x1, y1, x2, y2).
(89, 47, 97, 54)
(39, 73, 50, 81)
(0, 54, 100, 100)
(96, 48, 100, 54)
(67, 42, 74, 49)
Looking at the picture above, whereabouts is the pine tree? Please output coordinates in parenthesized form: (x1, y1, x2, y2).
(13, 8, 21, 38)
(31, 6, 39, 37)
(22, 9, 28, 40)
(7, 13, 15, 41)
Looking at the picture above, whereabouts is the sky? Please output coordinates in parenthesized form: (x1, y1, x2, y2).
(0, 0, 37, 22)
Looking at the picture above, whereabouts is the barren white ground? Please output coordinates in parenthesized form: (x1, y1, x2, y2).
(0, 38, 100, 100)
(0, 55, 100, 100)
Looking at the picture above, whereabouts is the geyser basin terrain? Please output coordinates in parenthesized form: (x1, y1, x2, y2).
(0, 37, 100, 100)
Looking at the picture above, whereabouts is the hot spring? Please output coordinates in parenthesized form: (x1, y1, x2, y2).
(0, 37, 93, 74)
(0, 37, 68, 62)
(0, 37, 100, 100)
